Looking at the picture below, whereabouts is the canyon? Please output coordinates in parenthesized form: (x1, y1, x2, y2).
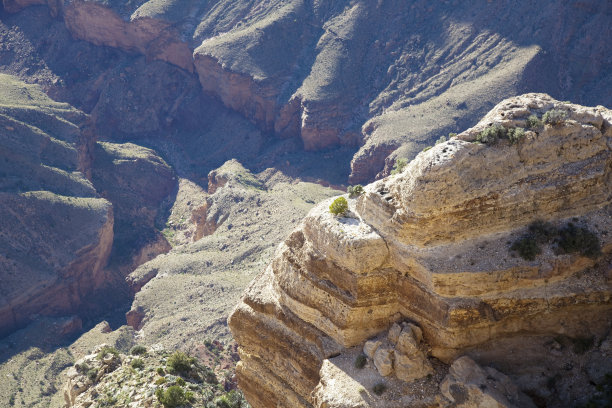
(0, 0, 610, 407)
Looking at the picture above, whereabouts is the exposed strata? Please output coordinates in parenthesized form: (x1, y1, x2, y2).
(0, 75, 114, 337)
(63, 1, 194, 72)
(229, 94, 612, 407)
(5, 0, 610, 183)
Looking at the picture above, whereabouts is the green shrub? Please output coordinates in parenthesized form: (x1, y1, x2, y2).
(558, 223, 601, 258)
(347, 184, 364, 198)
(435, 135, 447, 145)
(526, 115, 542, 129)
(175, 377, 186, 386)
(510, 221, 600, 261)
(130, 345, 147, 355)
(448, 132, 457, 138)
(543, 109, 567, 126)
(131, 358, 144, 370)
(166, 351, 194, 375)
(507, 127, 525, 144)
(214, 390, 246, 408)
(96, 346, 119, 360)
(329, 197, 349, 216)
(373, 382, 387, 396)
(510, 236, 541, 261)
(354, 354, 367, 369)
(390, 158, 408, 175)
(422, 146, 432, 152)
(528, 220, 558, 243)
(476, 124, 507, 144)
(571, 336, 595, 354)
(155, 377, 167, 385)
(155, 386, 189, 408)
(86, 368, 98, 382)
(157, 367, 165, 376)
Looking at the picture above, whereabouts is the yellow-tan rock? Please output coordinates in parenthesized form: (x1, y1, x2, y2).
(229, 94, 612, 408)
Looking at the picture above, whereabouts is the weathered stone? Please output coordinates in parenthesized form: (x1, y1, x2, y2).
(396, 329, 420, 356)
(387, 323, 401, 345)
(440, 356, 536, 408)
(363, 340, 381, 360)
(394, 351, 433, 383)
(373, 347, 394, 377)
(229, 95, 612, 408)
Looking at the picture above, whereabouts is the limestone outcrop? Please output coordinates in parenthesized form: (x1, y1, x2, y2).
(229, 94, 612, 407)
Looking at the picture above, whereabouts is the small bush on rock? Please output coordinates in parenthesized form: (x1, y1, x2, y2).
(86, 368, 98, 382)
(558, 223, 601, 258)
(96, 346, 119, 360)
(435, 135, 447, 145)
(526, 115, 543, 129)
(510, 220, 601, 261)
(510, 235, 541, 261)
(155, 385, 191, 408)
(329, 197, 348, 216)
(373, 382, 387, 396)
(543, 109, 567, 126)
(354, 354, 367, 369)
(347, 184, 364, 198)
(507, 127, 525, 144)
(131, 358, 144, 370)
(130, 345, 147, 355)
(214, 390, 247, 408)
(476, 124, 507, 144)
(390, 158, 408, 175)
(167, 351, 194, 375)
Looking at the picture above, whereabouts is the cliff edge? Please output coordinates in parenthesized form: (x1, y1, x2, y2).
(229, 94, 612, 407)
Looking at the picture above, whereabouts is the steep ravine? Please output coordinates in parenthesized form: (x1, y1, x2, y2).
(229, 94, 612, 408)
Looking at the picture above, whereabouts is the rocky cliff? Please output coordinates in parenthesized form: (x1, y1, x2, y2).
(3, 0, 611, 184)
(229, 94, 612, 407)
(0, 74, 113, 337)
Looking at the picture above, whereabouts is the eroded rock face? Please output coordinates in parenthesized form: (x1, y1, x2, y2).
(7, 0, 609, 184)
(0, 75, 114, 337)
(91, 142, 176, 271)
(229, 95, 612, 407)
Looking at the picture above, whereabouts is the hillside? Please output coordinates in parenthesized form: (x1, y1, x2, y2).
(0, 1, 610, 407)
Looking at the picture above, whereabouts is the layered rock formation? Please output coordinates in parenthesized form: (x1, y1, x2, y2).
(229, 94, 612, 407)
(4, 0, 611, 184)
(0, 74, 113, 337)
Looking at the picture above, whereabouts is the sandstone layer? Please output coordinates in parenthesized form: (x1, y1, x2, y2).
(229, 94, 612, 407)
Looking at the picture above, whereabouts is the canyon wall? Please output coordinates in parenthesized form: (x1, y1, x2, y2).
(229, 94, 612, 407)
(0, 74, 114, 336)
(3, 0, 611, 184)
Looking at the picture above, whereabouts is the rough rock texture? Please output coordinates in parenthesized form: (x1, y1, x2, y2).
(4, 0, 611, 183)
(440, 356, 536, 408)
(229, 95, 612, 407)
(0, 75, 114, 337)
(91, 141, 176, 271)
